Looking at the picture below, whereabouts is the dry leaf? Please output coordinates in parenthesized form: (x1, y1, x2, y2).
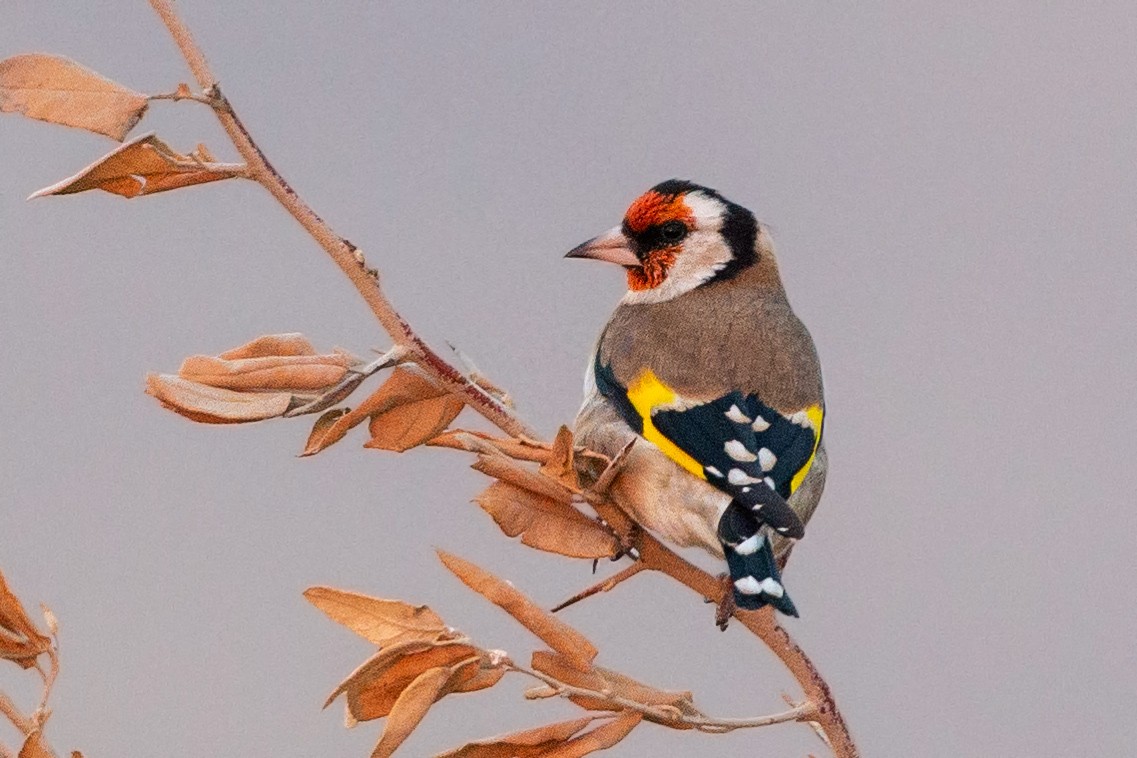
(475, 481, 618, 560)
(0, 570, 51, 668)
(427, 430, 552, 463)
(219, 333, 319, 359)
(539, 712, 642, 758)
(539, 426, 579, 489)
(178, 353, 352, 392)
(30, 132, 240, 199)
(451, 665, 506, 694)
(303, 586, 452, 647)
(531, 651, 697, 727)
(437, 551, 596, 672)
(471, 454, 575, 504)
(0, 53, 147, 140)
(434, 716, 596, 758)
(364, 369, 464, 452)
(18, 730, 53, 758)
(303, 367, 461, 456)
(326, 641, 484, 721)
(304, 408, 352, 453)
(146, 374, 294, 424)
(371, 662, 480, 758)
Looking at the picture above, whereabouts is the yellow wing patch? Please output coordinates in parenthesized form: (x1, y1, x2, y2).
(789, 404, 824, 494)
(625, 370, 706, 479)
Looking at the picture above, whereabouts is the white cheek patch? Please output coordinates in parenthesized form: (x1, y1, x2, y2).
(683, 191, 726, 228)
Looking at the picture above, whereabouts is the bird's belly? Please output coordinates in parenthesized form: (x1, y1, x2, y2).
(612, 452, 730, 557)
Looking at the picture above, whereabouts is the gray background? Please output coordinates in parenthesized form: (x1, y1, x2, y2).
(2, 3, 1135, 756)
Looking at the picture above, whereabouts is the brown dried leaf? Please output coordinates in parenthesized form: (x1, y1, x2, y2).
(371, 662, 479, 758)
(303, 586, 451, 647)
(178, 353, 351, 392)
(304, 408, 352, 453)
(18, 730, 53, 758)
(531, 651, 695, 726)
(0, 570, 51, 668)
(427, 430, 552, 463)
(437, 551, 596, 672)
(539, 712, 642, 758)
(303, 367, 460, 456)
(472, 454, 575, 504)
(434, 716, 596, 758)
(475, 481, 618, 560)
(451, 665, 506, 694)
(326, 641, 483, 721)
(146, 373, 293, 424)
(219, 333, 318, 359)
(539, 425, 579, 489)
(364, 369, 464, 452)
(30, 133, 239, 199)
(0, 53, 147, 140)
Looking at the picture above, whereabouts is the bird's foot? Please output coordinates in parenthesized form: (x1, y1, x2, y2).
(715, 573, 735, 631)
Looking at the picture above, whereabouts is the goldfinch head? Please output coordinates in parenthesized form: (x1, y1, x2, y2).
(566, 180, 762, 304)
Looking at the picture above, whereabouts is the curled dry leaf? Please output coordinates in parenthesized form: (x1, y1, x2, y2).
(146, 374, 294, 424)
(325, 641, 490, 722)
(0, 53, 147, 140)
(303, 586, 452, 648)
(427, 430, 552, 463)
(539, 712, 643, 758)
(0, 570, 52, 668)
(371, 662, 479, 758)
(434, 716, 596, 758)
(364, 369, 464, 453)
(178, 352, 353, 392)
(531, 650, 698, 727)
(436, 551, 597, 672)
(147, 334, 358, 424)
(303, 367, 462, 456)
(475, 481, 618, 560)
(30, 132, 241, 199)
(471, 454, 576, 504)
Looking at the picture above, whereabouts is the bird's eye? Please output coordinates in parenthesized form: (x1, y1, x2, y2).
(659, 220, 688, 243)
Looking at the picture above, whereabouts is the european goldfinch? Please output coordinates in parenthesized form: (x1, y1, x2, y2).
(568, 180, 826, 617)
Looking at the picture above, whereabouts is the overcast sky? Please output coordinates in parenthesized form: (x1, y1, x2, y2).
(3, 3, 1136, 757)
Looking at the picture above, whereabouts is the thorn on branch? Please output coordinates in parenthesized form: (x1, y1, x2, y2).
(551, 561, 648, 613)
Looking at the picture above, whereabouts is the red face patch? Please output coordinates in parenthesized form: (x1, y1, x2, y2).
(623, 190, 694, 290)
(623, 191, 695, 235)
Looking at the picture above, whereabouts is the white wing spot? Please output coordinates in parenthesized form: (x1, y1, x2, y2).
(764, 476, 777, 490)
(705, 466, 723, 478)
(734, 533, 764, 556)
(751, 415, 770, 432)
(759, 577, 785, 598)
(725, 404, 752, 424)
(789, 411, 812, 428)
(728, 468, 762, 485)
(741, 486, 751, 493)
(758, 448, 777, 472)
(724, 440, 758, 462)
(734, 576, 763, 595)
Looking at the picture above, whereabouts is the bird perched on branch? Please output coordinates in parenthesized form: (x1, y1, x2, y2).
(568, 180, 826, 619)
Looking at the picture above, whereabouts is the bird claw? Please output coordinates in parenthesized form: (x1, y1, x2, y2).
(715, 573, 735, 631)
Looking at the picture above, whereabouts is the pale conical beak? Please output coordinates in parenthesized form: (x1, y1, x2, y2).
(564, 226, 640, 267)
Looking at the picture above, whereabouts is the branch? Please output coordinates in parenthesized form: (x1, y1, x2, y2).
(146, 0, 536, 441)
(510, 663, 815, 734)
(144, 3, 856, 755)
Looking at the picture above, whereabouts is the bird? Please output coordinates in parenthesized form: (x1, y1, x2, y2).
(567, 179, 826, 619)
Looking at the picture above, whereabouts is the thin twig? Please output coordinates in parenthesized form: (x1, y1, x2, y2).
(0, 691, 33, 736)
(508, 664, 814, 734)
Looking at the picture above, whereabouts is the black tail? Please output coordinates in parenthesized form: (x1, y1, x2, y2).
(718, 502, 798, 617)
